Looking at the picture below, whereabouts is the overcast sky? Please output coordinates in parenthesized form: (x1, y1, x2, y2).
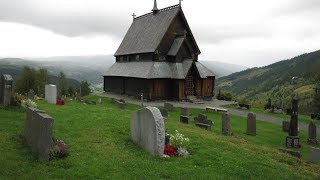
(0, 0, 319, 67)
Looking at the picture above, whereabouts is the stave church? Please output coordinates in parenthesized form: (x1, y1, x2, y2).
(104, 0, 215, 100)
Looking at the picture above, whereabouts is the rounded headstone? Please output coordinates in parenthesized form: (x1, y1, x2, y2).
(131, 107, 165, 156)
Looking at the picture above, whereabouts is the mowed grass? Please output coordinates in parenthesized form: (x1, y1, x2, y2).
(223, 104, 320, 126)
(0, 95, 319, 179)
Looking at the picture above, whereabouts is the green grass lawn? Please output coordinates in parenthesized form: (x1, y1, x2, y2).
(223, 104, 320, 126)
(0, 95, 319, 179)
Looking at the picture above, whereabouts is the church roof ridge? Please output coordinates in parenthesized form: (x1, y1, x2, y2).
(134, 4, 180, 21)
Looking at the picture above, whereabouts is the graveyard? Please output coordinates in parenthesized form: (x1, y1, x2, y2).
(0, 95, 320, 179)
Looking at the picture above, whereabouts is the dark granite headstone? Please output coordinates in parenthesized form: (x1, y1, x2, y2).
(282, 121, 290, 132)
(0, 74, 13, 106)
(310, 147, 320, 164)
(23, 107, 54, 160)
(286, 97, 300, 148)
(180, 115, 189, 124)
(159, 108, 168, 118)
(279, 148, 302, 158)
(117, 101, 125, 109)
(246, 112, 256, 136)
(308, 122, 318, 145)
(194, 114, 213, 130)
(111, 98, 116, 103)
(164, 102, 174, 111)
(222, 112, 232, 136)
(180, 107, 189, 116)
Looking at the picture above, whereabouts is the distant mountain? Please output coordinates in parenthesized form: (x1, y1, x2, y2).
(217, 50, 320, 114)
(200, 61, 248, 77)
(0, 55, 115, 85)
(0, 58, 80, 87)
(0, 56, 246, 85)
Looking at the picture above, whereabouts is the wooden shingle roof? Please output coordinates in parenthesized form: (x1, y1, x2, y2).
(114, 4, 199, 56)
(104, 61, 215, 79)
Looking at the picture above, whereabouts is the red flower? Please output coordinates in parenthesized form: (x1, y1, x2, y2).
(164, 145, 175, 157)
(56, 100, 66, 105)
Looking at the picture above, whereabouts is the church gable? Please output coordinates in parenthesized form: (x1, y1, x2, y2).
(155, 10, 200, 62)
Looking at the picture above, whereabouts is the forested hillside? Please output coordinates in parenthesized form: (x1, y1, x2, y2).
(217, 50, 320, 114)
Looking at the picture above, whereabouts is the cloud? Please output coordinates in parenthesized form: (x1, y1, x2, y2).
(0, 0, 130, 38)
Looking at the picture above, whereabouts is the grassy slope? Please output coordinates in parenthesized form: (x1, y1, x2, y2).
(216, 50, 320, 114)
(0, 96, 319, 179)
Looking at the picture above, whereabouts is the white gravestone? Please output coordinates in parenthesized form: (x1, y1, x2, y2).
(45, 84, 57, 104)
(131, 107, 165, 156)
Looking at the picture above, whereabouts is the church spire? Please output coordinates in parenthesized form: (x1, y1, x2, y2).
(152, 0, 159, 14)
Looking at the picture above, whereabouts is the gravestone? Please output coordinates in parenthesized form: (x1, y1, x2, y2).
(97, 98, 102, 104)
(222, 112, 232, 135)
(286, 97, 300, 148)
(180, 115, 189, 124)
(282, 121, 290, 132)
(308, 122, 318, 145)
(23, 107, 54, 160)
(28, 89, 35, 99)
(310, 147, 320, 164)
(117, 101, 125, 109)
(131, 107, 165, 156)
(164, 102, 174, 111)
(180, 107, 189, 116)
(45, 84, 57, 104)
(111, 98, 116, 103)
(279, 148, 302, 158)
(119, 99, 126, 103)
(246, 112, 256, 136)
(159, 108, 168, 118)
(194, 113, 213, 130)
(0, 74, 13, 106)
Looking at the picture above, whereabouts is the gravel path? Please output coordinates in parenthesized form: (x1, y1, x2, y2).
(99, 92, 319, 132)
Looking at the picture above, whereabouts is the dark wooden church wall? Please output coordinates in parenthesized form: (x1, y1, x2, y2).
(124, 78, 151, 98)
(104, 76, 125, 94)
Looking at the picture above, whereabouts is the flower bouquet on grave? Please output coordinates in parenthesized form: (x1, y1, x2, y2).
(164, 130, 190, 157)
(21, 98, 37, 108)
(56, 99, 66, 105)
(49, 139, 69, 160)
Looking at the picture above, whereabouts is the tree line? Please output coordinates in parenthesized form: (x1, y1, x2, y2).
(15, 66, 91, 97)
